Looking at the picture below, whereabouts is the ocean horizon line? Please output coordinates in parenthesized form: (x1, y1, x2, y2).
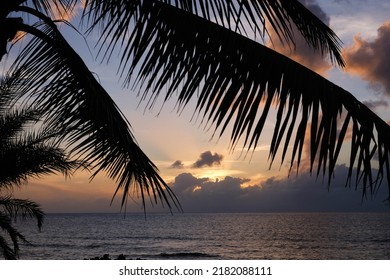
(43, 210, 390, 215)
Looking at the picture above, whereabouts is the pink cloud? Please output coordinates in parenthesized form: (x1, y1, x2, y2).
(343, 20, 390, 95)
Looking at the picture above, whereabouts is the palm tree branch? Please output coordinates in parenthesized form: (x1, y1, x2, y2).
(0, 139, 79, 188)
(24, 0, 79, 18)
(82, 0, 344, 68)
(277, 0, 344, 66)
(119, 2, 390, 200)
(0, 107, 41, 144)
(0, 235, 18, 260)
(0, 212, 27, 259)
(0, 196, 44, 230)
(1, 83, 81, 188)
(4, 15, 181, 211)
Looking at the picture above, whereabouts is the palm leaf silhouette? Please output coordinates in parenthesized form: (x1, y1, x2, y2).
(83, 0, 390, 201)
(2, 3, 180, 211)
(3, 0, 389, 210)
(0, 67, 80, 259)
(0, 211, 27, 259)
(0, 196, 43, 259)
(0, 93, 52, 260)
(0, 83, 79, 188)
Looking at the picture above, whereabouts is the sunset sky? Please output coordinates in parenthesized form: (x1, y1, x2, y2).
(13, 0, 390, 213)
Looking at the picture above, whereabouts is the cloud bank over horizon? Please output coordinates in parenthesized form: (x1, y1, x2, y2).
(18, 164, 388, 213)
(169, 165, 389, 213)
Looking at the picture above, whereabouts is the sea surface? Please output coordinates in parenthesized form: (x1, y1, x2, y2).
(16, 212, 390, 260)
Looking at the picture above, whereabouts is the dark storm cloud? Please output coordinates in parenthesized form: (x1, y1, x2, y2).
(344, 20, 390, 95)
(192, 151, 224, 168)
(170, 160, 184, 169)
(170, 166, 388, 212)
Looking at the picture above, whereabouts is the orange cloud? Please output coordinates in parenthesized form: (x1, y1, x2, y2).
(343, 20, 390, 95)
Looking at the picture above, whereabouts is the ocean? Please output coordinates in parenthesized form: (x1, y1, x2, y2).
(15, 212, 390, 260)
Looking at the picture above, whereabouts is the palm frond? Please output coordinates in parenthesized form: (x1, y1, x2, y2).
(0, 196, 44, 230)
(26, 0, 79, 18)
(83, 0, 344, 67)
(0, 108, 40, 144)
(106, 1, 390, 200)
(0, 86, 80, 189)
(3, 11, 180, 211)
(0, 138, 80, 188)
(0, 212, 27, 259)
(0, 235, 17, 260)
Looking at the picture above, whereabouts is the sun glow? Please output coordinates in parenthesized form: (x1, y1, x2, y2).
(195, 169, 233, 181)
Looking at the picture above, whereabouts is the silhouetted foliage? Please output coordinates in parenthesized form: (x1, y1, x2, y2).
(81, 0, 389, 201)
(1, 0, 180, 212)
(1, 1, 389, 229)
(0, 196, 43, 259)
(0, 87, 74, 259)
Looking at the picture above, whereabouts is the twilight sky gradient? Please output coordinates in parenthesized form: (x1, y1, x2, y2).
(13, 0, 390, 213)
